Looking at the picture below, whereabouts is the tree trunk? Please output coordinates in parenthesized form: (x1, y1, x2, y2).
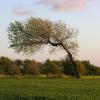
(61, 44, 80, 78)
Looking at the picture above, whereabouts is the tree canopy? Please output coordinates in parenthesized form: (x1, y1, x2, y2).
(8, 17, 80, 78)
(8, 17, 78, 54)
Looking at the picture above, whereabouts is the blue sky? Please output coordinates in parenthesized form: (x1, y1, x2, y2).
(0, 0, 100, 66)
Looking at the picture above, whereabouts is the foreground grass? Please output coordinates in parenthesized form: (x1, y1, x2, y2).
(0, 77, 100, 100)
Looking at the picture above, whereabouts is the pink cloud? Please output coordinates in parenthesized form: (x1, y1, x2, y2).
(12, 6, 35, 16)
(37, 0, 96, 11)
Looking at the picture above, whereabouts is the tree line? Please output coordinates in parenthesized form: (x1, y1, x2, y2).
(0, 56, 100, 77)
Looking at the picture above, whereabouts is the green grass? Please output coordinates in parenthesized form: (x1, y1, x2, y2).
(0, 77, 100, 100)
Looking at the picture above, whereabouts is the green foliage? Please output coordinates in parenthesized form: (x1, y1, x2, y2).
(62, 60, 74, 76)
(81, 61, 100, 75)
(41, 59, 63, 77)
(0, 57, 13, 75)
(22, 59, 40, 76)
(8, 17, 78, 55)
(8, 17, 52, 54)
(14, 59, 23, 67)
(0, 56, 100, 77)
(76, 61, 86, 76)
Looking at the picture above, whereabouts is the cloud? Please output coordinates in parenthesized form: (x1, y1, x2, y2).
(12, 6, 35, 16)
(37, 0, 96, 11)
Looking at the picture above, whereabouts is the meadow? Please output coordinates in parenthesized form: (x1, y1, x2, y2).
(0, 77, 100, 100)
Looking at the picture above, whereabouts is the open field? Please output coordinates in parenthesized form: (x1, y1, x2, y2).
(0, 77, 100, 100)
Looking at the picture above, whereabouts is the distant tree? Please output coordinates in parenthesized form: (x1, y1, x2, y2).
(81, 60, 90, 66)
(8, 17, 80, 78)
(27, 60, 40, 76)
(0, 56, 13, 75)
(41, 59, 62, 77)
(62, 59, 74, 76)
(76, 61, 86, 76)
(9, 63, 22, 75)
(22, 60, 40, 76)
(23, 59, 32, 74)
(13, 59, 23, 75)
(14, 59, 23, 67)
(81, 60, 100, 75)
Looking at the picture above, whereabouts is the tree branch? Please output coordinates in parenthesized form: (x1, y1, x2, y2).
(48, 39, 62, 46)
(47, 33, 62, 46)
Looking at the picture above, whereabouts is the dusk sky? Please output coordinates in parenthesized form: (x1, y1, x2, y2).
(0, 0, 100, 66)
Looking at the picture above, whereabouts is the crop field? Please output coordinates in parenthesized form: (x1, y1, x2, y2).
(0, 77, 100, 100)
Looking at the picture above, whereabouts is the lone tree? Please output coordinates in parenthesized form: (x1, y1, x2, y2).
(8, 17, 80, 78)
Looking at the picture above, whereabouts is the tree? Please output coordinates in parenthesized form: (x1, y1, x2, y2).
(14, 59, 23, 67)
(41, 59, 62, 77)
(0, 56, 13, 75)
(26, 60, 40, 76)
(81, 60, 100, 76)
(9, 63, 22, 75)
(8, 17, 80, 78)
(13, 59, 23, 75)
(62, 59, 75, 76)
(76, 61, 86, 76)
(23, 59, 32, 74)
(22, 59, 40, 76)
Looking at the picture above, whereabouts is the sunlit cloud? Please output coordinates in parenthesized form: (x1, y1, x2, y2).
(37, 0, 96, 11)
(12, 5, 35, 16)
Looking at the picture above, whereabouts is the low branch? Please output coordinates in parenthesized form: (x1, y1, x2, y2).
(48, 39, 62, 46)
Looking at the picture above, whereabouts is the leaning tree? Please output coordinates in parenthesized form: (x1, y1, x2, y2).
(8, 17, 80, 78)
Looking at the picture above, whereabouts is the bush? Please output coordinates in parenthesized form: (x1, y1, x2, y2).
(41, 60, 63, 77)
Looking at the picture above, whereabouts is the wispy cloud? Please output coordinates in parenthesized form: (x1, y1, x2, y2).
(12, 6, 35, 16)
(37, 0, 96, 11)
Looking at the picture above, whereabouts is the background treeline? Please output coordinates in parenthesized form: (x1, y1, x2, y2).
(0, 56, 100, 77)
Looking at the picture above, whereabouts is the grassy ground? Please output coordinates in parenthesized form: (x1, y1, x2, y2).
(0, 77, 100, 100)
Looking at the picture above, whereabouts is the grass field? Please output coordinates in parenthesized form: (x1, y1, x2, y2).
(0, 77, 100, 100)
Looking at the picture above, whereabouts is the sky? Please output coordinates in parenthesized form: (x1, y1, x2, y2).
(0, 0, 100, 66)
